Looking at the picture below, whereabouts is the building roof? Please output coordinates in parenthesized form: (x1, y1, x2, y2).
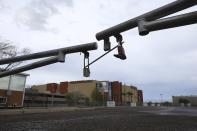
(16, 73, 29, 76)
(69, 80, 96, 84)
(172, 95, 197, 98)
(0, 68, 29, 76)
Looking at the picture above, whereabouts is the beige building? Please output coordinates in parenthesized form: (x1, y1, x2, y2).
(29, 80, 143, 106)
(121, 85, 138, 103)
(130, 86, 138, 103)
(121, 85, 130, 103)
(68, 80, 97, 101)
(31, 84, 50, 94)
(31, 83, 63, 95)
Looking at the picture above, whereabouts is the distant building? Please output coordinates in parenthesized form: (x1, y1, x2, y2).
(0, 73, 29, 108)
(24, 83, 67, 107)
(137, 90, 143, 104)
(172, 96, 197, 106)
(111, 81, 122, 105)
(25, 80, 143, 106)
(121, 84, 139, 105)
(68, 80, 97, 101)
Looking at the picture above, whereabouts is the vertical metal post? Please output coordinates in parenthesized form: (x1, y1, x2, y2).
(160, 94, 163, 104)
(51, 94, 54, 107)
(102, 90, 104, 106)
(21, 76, 27, 107)
(6, 75, 12, 107)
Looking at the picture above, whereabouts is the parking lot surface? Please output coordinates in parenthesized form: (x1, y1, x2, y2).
(0, 107, 197, 131)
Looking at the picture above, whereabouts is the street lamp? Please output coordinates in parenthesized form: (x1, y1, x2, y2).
(160, 94, 163, 104)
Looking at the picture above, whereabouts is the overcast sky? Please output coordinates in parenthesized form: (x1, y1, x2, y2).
(0, 0, 197, 102)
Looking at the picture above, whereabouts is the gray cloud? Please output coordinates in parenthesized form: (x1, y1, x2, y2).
(15, 0, 73, 31)
(0, 0, 3, 10)
(0, 0, 8, 11)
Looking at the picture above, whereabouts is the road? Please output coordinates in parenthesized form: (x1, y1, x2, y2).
(0, 107, 197, 131)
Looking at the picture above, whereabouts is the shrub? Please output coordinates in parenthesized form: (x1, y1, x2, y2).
(178, 99, 190, 104)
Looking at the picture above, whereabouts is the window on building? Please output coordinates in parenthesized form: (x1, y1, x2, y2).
(0, 76, 9, 90)
(0, 75, 26, 91)
(0, 97, 7, 104)
(10, 75, 26, 91)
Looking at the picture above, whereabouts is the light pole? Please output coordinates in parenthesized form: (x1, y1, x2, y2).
(160, 94, 163, 105)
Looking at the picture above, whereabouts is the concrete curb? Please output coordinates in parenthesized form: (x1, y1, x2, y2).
(0, 107, 97, 115)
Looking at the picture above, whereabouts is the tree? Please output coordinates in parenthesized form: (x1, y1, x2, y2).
(147, 101, 152, 106)
(162, 101, 172, 106)
(91, 88, 105, 105)
(0, 41, 30, 71)
(121, 92, 126, 104)
(127, 92, 133, 103)
(179, 99, 190, 105)
(65, 92, 85, 105)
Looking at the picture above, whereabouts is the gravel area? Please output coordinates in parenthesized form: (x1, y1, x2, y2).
(0, 107, 197, 131)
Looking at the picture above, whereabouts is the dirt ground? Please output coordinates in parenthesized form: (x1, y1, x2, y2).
(0, 107, 197, 131)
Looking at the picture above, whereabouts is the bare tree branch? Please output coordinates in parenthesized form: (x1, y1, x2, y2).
(0, 41, 31, 71)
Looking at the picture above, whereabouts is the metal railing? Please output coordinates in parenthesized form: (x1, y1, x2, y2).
(0, 42, 97, 78)
(96, 0, 197, 41)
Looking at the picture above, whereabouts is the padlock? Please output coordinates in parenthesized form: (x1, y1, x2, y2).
(114, 45, 127, 60)
(83, 67, 90, 77)
(83, 52, 90, 77)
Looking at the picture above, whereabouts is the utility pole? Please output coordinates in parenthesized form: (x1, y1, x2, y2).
(160, 94, 163, 105)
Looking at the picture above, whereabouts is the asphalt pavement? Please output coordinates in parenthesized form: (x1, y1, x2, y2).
(0, 107, 197, 131)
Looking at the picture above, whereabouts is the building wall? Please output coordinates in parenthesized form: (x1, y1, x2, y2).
(32, 83, 68, 96)
(130, 86, 138, 103)
(59, 82, 68, 94)
(0, 89, 24, 107)
(121, 85, 138, 103)
(111, 81, 122, 105)
(137, 90, 143, 103)
(0, 74, 27, 107)
(68, 80, 97, 101)
(24, 90, 66, 107)
(31, 84, 49, 93)
(121, 85, 130, 103)
(47, 83, 58, 94)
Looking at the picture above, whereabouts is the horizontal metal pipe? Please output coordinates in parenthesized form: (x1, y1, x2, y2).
(96, 0, 197, 40)
(0, 42, 97, 65)
(0, 56, 60, 78)
(140, 11, 197, 34)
